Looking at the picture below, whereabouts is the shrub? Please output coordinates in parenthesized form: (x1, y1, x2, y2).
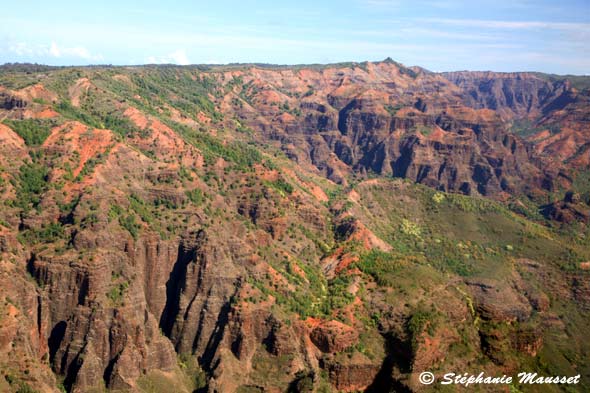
(107, 281, 129, 304)
(407, 309, 436, 351)
(3, 119, 54, 146)
(432, 192, 445, 204)
(119, 214, 140, 239)
(169, 122, 262, 170)
(129, 194, 154, 223)
(400, 219, 421, 237)
(55, 100, 102, 128)
(14, 162, 49, 211)
(354, 250, 403, 286)
(18, 222, 65, 245)
(186, 188, 204, 205)
(265, 178, 294, 196)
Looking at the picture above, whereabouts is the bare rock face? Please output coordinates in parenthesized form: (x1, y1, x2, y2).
(465, 279, 532, 322)
(28, 238, 179, 392)
(326, 360, 381, 392)
(412, 328, 458, 377)
(443, 71, 590, 169)
(25, 225, 255, 392)
(0, 255, 58, 392)
(159, 230, 245, 362)
(227, 63, 566, 199)
(465, 273, 551, 366)
(511, 327, 543, 357)
(441, 71, 571, 119)
(542, 191, 590, 223)
(0, 92, 27, 110)
(310, 320, 358, 353)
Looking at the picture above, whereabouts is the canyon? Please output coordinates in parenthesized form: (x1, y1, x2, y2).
(0, 60, 589, 392)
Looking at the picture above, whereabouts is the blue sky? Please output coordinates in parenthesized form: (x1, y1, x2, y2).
(1, 0, 589, 74)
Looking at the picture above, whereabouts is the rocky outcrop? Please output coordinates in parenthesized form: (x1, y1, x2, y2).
(0, 258, 58, 393)
(0, 92, 27, 110)
(570, 273, 590, 310)
(512, 327, 543, 356)
(21, 223, 258, 392)
(310, 320, 358, 353)
(227, 63, 567, 199)
(326, 360, 381, 392)
(159, 230, 244, 360)
(442, 71, 590, 170)
(441, 71, 572, 119)
(541, 191, 590, 223)
(465, 278, 532, 322)
(27, 238, 178, 391)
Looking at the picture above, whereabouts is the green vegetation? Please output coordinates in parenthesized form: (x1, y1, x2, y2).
(571, 169, 590, 196)
(289, 371, 314, 393)
(3, 372, 39, 393)
(407, 309, 436, 338)
(321, 275, 355, 314)
(264, 178, 294, 196)
(119, 213, 140, 239)
(346, 179, 590, 281)
(129, 194, 155, 224)
(177, 353, 207, 392)
(131, 69, 221, 118)
(3, 119, 55, 146)
(172, 122, 262, 169)
(76, 152, 109, 181)
(107, 280, 129, 304)
(409, 125, 434, 136)
(246, 349, 295, 390)
(404, 307, 440, 359)
(245, 244, 353, 320)
(353, 249, 404, 286)
(0, 63, 588, 392)
(276, 270, 354, 319)
(400, 218, 421, 236)
(137, 369, 201, 393)
(92, 67, 222, 122)
(12, 162, 49, 212)
(56, 100, 102, 128)
(185, 188, 204, 205)
(384, 103, 403, 116)
(279, 101, 302, 117)
(55, 99, 141, 137)
(17, 222, 65, 245)
(510, 118, 561, 137)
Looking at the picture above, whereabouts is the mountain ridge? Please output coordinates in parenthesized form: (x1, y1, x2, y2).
(2, 59, 590, 78)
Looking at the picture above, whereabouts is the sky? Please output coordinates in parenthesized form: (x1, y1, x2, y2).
(1, 0, 589, 74)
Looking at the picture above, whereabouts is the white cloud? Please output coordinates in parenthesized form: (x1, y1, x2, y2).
(146, 49, 190, 65)
(49, 42, 61, 57)
(364, 0, 398, 5)
(48, 42, 102, 60)
(8, 42, 37, 56)
(424, 18, 590, 32)
(6, 41, 102, 61)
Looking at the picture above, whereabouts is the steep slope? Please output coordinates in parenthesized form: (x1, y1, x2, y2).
(442, 70, 590, 171)
(215, 62, 568, 200)
(441, 71, 572, 119)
